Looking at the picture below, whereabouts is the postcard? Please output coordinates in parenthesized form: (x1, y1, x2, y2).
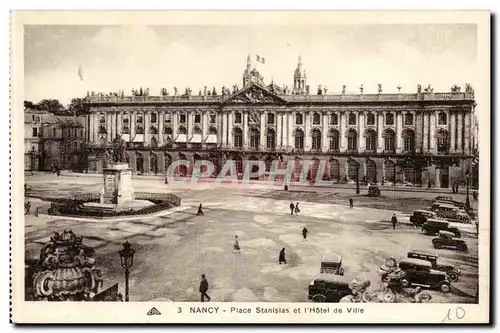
(10, 10, 490, 324)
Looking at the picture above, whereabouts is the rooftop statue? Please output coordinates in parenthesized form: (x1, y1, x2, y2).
(417, 84, 422, 93)
(342, 85, 346, 94)
(359, 84, 364, 94)
(465, 83, 474, 97)
(378, 83, 383, 94)
(451, 85, 461, 93)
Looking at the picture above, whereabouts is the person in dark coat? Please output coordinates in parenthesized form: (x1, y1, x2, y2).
(391, 214, 398, 230)
(25, 201, 31, 215)
(302, 227, 309, 240)
(197, 203, 204, 216)
(279, 247, 287, 264)
(294, 202, 300, 215)
(199, 274, 211, 302)
(289, 202, 295, 215)
(349, 198, 354, 209)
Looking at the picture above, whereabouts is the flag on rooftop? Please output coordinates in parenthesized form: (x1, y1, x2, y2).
(256, 54, 265, 64)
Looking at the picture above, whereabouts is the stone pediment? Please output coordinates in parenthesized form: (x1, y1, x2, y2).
(223, 84, 286, 104)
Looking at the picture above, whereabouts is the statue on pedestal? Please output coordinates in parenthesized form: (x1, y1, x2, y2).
(111, 137, 127, 163)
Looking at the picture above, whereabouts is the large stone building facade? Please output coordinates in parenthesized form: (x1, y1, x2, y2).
(24, 108, 86, 171)
(83, 56, 477, 188)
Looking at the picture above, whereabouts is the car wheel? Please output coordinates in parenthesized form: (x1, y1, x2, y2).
(440, 283, 451, 293)
(433, 242, 442, 249)
(311, 295, 327, 303)
(447, 272, 459, 282)
(401, 279, 410, 287)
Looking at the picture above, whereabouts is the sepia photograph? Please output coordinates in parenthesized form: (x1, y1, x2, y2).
(10, 10, 491, 324)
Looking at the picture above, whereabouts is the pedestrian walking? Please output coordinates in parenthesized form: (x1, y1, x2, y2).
(233, 235, 241, 253)
(302, 227, 309, 240)
(289, 202, 295, 215)
(197, 203, 204, 216)
(199, 274, 211, 302)
(391, 213, 398, 230)
(349, 198, 354, 209)
(294, 202, 300, 215)
(278, 247, 287, 264)
(24, 201, 31, 215)
(34, 207, 39, 217)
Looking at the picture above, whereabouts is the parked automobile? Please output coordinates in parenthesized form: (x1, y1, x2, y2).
(432, 231, 468, 252)
(432, 200, 466, 211)
(308, 274, 353, 302)
(422, 219, 461, 238)
(367, 184, 381, 197)
(407, 250, 461, 282)
(398, 258, 452, 293)
(320, 254, 345, 275)
(435, 203, 471, 223)
(435, 196, 453, 202)
(410, 210, 438, 227)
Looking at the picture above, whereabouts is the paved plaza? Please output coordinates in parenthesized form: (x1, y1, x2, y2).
(25, 173, 478, 303)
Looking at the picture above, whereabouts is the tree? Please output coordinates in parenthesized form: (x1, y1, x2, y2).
(37, 99, 66, 114)
(24, 101, 37, 109)
(68, 98, 87, 115)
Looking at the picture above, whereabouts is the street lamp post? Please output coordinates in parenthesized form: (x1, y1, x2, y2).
(119, 241, 136, 302)
(465, 171, 471, 211)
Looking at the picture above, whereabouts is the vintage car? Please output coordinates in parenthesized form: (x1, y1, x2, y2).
(367, 185, 381, 197)
(409, 210, 438, 227)
(407, 250, 461, 282)
(435, 204, 471, 223)
(308, 274, 353, 302)
(432, 231, 468, 252)
(398, 258, 452, 293)
(435, 196, 453, 202)
(422, 219, 461, 238)
(320, 254, 345, 275)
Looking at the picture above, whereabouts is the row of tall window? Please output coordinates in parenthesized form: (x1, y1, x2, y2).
(97, 111, 450, 129)
(97, 124, 450, 153)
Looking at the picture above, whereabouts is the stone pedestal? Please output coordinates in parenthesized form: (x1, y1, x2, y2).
(100, 163, 134, 205)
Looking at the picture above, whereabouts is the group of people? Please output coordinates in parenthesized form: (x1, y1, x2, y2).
(289, 202, 300, 215)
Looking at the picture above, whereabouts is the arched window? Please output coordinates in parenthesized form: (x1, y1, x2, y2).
(150, 153, 158, 173)
(348, 113, 357, 125)
(121, 126, 130, 134)
(266, 128, 276, 149)
(384, 129, 396, 152)
(208, 126, 218, 135)
(347, 160, 359, 181)
(366, 112, 375, 126)
(267, 113, 275, 125)
(98, 125, 107, 134)
(438, 112, 447, 125)
(163, 126, 172, 135)
(311, 129, 322, 150)
(193, 126, 202, 135)
(385, 113, 394, 125)
(177, 153, 188, 176)
(249, 128, 260, 149)
(150, 137, 158, 148)
(136, 154, 144, 173)
(135, 126, 144, 134)
(165, 154, 172, 175)
(265, 156, 274, 172)
(405, 113, 414, 126)
(178, 126, 187, 135)
(330, 113, 338, 125)
(366, 159, 377, 183)
(330, 159, 340, 182)
(347, 129, 358, 151)
(295, 113, 303, 125)
(403, 129, 415, 153)
(365, 129, 377, 152)
(294, 129, 304, 150)
(328, 129, 340, 151)
(234, 127, 243, 148)
(384, 160, 395, 183)
(313, 112, 321, 125)
(149, 126, 158, 134)
(437, 129, 449, 153)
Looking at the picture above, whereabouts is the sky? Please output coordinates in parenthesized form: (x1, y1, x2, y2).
(24, 24, 478, 105)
